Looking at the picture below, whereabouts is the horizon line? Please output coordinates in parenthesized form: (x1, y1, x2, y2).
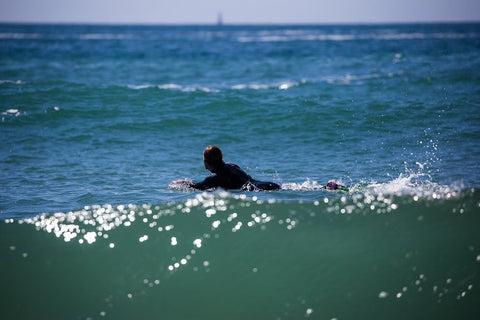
(1, 19, 480, 26)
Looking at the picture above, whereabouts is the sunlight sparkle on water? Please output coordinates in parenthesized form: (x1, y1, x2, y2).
(193, 239, 202, 248)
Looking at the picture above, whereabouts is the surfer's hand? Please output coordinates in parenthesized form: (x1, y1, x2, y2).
(172, 179, 185, 184)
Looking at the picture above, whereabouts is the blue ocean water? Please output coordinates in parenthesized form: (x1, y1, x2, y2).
(1, 23, 480, 319)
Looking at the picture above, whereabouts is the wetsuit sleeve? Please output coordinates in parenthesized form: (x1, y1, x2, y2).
(188, 175, 221, 190)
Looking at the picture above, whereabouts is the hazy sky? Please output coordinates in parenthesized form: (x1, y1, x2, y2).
(1, 0, 479, 24)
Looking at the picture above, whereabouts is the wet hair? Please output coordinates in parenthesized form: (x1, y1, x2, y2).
(203, 145, 223, 167)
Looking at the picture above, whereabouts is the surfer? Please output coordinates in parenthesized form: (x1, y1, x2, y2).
(171, 145, 281, 191)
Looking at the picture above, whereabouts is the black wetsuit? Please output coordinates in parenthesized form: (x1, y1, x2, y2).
(189, 163, 280, 191)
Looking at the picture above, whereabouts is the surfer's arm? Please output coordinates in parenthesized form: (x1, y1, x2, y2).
(192, 175, 222, 190)
(172, 175, 220, 190)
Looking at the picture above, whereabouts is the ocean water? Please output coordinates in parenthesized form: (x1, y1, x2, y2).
(1, 23, 480, 319)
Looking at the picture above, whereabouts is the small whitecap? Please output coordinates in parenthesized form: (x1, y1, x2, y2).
(158, 83, 182, 90)
(3, 109, 21, 116)
(231, 84, 247, 90)
(0, 79, 24, 84)
(128, 84, 153, 90)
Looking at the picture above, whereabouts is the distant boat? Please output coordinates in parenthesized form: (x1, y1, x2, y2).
(217, 12, 223, 26)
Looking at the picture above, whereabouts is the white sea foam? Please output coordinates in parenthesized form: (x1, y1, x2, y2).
(236, 31, 479, 43)
(0, 32, 135, 40)
(128, 81, 301, 93)
(0, 33, 42, 39)
(279, 171, 460, 201)
(281, 179, 327, 191)
(0, 80, 25, 85)
(157, 83, 182, 90)
(231, 84, 270, 90)
(78, 33, 134, 40)
(157, 83, 218, 93)
(231, 80, 302, 91)
(364, 173, 460, 199)
(376, 32, 478, 40)
(127, 84, 154, 90)
(237, 34, 357, 43)
(323, 73, 381, 85)
(2, 109, 22, 117)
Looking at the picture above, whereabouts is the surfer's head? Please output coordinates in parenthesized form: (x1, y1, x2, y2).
(203, 145, 223, 172)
